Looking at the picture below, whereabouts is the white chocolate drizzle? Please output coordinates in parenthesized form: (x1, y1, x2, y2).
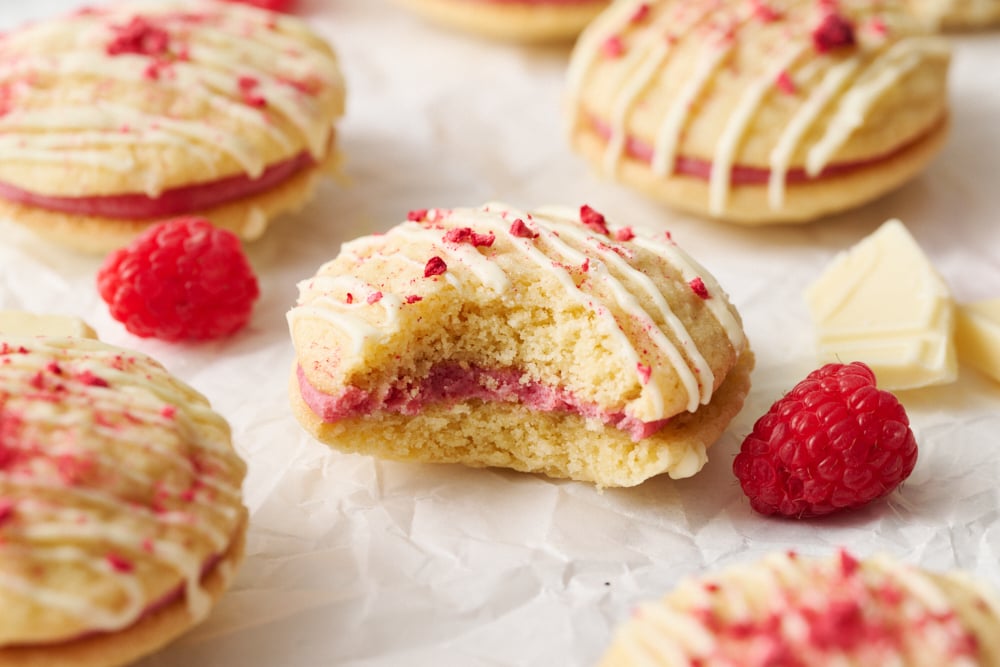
(0, 336, 246, 644)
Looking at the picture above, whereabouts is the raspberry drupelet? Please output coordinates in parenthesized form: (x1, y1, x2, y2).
(733, 362, 917, 518)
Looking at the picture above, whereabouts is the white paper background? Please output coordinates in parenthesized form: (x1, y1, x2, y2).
(1, 1, 999, 665)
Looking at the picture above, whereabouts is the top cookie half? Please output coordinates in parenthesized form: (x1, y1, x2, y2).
(0, 0, 345, 250)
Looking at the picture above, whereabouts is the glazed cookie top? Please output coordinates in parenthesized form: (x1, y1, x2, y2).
(604, 550, 1000, 666)
(289, 204, 747, 423)
(567, 0, 950, 210)
(0, 336, 246, 646)
(0, 0, 344, 198)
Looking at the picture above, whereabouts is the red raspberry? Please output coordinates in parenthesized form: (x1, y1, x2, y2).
(97, 218, 260, 342)
(733, 362, 917, 518)
(220, 0, 296, 12)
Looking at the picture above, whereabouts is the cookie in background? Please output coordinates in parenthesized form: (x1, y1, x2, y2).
(0, 0, 345, 252)
(395, 0, 610, 42)
(566, 0, 950, 224)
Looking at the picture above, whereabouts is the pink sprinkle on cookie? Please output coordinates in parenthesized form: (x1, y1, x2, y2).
(602, 35, 625, 58)
(0, 499, 14, 525)
(776, 70, 796, 95)
(630, 4, 651, 23)
(580, 205, 609, 235)
(238, 76, 267, 108)
(812, 13, 856, 53)
(106, 552, 135, 573)
(443, 227, 495, 247)
(689, 277, 710, 299)
(424, 256, 447, 277)
(613, 227, 635, 242)
(106, 16, 170, 57)
(509, 219, 538, 239)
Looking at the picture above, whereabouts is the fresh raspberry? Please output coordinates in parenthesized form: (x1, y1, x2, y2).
(220, 0, 296, 12)
(733, 362, 917, 518)
(97, 218, 259, 342)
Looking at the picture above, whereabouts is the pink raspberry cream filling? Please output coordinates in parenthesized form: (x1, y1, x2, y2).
(589, 116, 932, 185)
(296, 364, 669, 442)
(0, 150, 315, 220)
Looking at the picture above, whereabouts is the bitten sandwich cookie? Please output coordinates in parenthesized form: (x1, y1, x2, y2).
(0, 0, 345, 252)
(396, 0, 610, 42)
(0, 322, 247, 667)
(566, 0, 951, 224)
(288, 203, 752, 487)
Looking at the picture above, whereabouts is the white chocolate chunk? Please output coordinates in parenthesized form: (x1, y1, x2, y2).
(805, 219, 956, 390)
(955, 299, 1000, 383)
(0, 310, 97, 339)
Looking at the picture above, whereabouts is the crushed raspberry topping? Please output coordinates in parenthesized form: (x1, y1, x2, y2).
(630, 3, 651, 23)
(443, 227, 495, 248)
(161, 405, 177, 419)
(345, 293, 354, 304)
(278, 75, 321, 95)
(221, 0, 297, 12)
(424, 256, 447, 277)
(367, 291, 383, 305)
(76, 370, 109, 388)
(105, 552, 135, 573)
(580, 205, 610, 235)
(106, 16, 171, 57)
(238, 76, 267, 108)
(405, 295, 423, 304)
(776, 70, 797, 94)
(868, 17, 888, 36)
(0, 499, 13, 525)
(733, 362, 918, 518)
(637, 364, 652, 384)
(751, 0, 782, 22)
(602, 35, 625, 59)
(509, 219, 538, 239)
(97, 217, 260, 342)
(407, 209, 429, 222)
(0, 83, 14, 118)
(689, 277, 710, 299)
(613, 227, 635, 242)
(812, 13, 857, 53)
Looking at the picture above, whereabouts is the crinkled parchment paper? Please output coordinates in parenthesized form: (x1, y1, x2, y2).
(1, 1, 999, 665)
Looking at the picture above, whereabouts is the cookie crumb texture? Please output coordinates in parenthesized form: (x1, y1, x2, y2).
(98, 218, 260, 342)
(0, 0, 344, 247)
(599, 550, 1000, 666)
(288, 204, 753, 487)
(566, 0, 951, 223)
(0, 336, 246, 658)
